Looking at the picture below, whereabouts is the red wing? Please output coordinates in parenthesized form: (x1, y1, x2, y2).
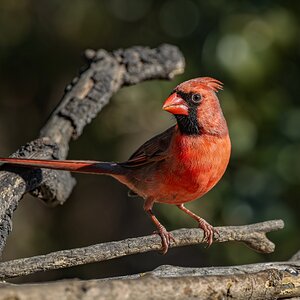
(120, 126, 175, 168)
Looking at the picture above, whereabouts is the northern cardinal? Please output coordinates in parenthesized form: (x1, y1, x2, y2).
(0, 77, 231, 253)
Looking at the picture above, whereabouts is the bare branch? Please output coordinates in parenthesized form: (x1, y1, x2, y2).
(0, 44, 185, 255)
(0, 219, 284, 280)
(0, 259, 299, 299)
(290, 250, 300, 262)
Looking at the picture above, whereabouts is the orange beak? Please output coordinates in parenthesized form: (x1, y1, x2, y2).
(162, 93, 189, 116)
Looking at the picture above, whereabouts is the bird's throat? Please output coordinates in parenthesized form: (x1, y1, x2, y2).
(175, 110, 228, 137)
(175, 112, 200, 135)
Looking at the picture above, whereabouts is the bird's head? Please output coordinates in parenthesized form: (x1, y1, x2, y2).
(162, 77, 228, 136)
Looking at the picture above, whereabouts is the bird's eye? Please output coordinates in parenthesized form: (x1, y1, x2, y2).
(191, 93, 202, 103)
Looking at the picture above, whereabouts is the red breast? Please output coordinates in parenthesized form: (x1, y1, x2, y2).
(142, 128, 231, 204)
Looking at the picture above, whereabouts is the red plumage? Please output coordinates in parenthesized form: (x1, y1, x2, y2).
(0, 77, 231, 253)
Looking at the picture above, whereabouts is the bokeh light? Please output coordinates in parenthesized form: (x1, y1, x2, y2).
(159, 0, 199, 38)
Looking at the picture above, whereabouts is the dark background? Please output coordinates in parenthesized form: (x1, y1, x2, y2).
(0, 0, 299, 282)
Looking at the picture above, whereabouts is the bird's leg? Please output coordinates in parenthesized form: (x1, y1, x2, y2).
(144, 198, 175, 254)
(177, 204, 218, 246)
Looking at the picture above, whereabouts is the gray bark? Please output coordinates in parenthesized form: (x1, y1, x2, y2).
(0, 259, 299, 299)
(0, 219, 284, 280)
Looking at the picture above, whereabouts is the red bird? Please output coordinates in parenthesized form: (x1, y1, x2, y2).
(0, 77, 231, 253)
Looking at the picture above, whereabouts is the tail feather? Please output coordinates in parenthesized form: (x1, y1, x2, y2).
(0, 157, 124, 176)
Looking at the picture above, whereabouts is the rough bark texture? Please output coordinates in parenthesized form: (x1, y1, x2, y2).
(0, 44, 185, 256)
(0, 260, 299, 299)
(0, 138, 75, 258)
(0, 219, 284, 280)
(291, 250, 300, 262)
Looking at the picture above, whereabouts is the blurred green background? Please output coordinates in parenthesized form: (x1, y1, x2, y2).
(0, 0, 299, 283)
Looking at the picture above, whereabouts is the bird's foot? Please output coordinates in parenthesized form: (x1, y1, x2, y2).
(197, 218, 218, 247)
(153, 226, 175, 254)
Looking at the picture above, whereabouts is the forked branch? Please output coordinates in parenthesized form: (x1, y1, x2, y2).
(0, 219, 284, 280)
(0, 44, 185, 256)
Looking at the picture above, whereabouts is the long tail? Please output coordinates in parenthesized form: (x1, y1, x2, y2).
(0, 157, 125, 176)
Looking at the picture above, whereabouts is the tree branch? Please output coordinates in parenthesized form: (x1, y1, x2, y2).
(290, 250, 300, 262)
(0, 44, 185, 256)
(0, 259, 299, 299)
(0, 219, 284, 280)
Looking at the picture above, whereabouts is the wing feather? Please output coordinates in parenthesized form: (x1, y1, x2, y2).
(120, 126, 175, 168)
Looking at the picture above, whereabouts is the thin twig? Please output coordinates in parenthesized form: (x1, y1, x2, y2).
(0, 219, 284, 280)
